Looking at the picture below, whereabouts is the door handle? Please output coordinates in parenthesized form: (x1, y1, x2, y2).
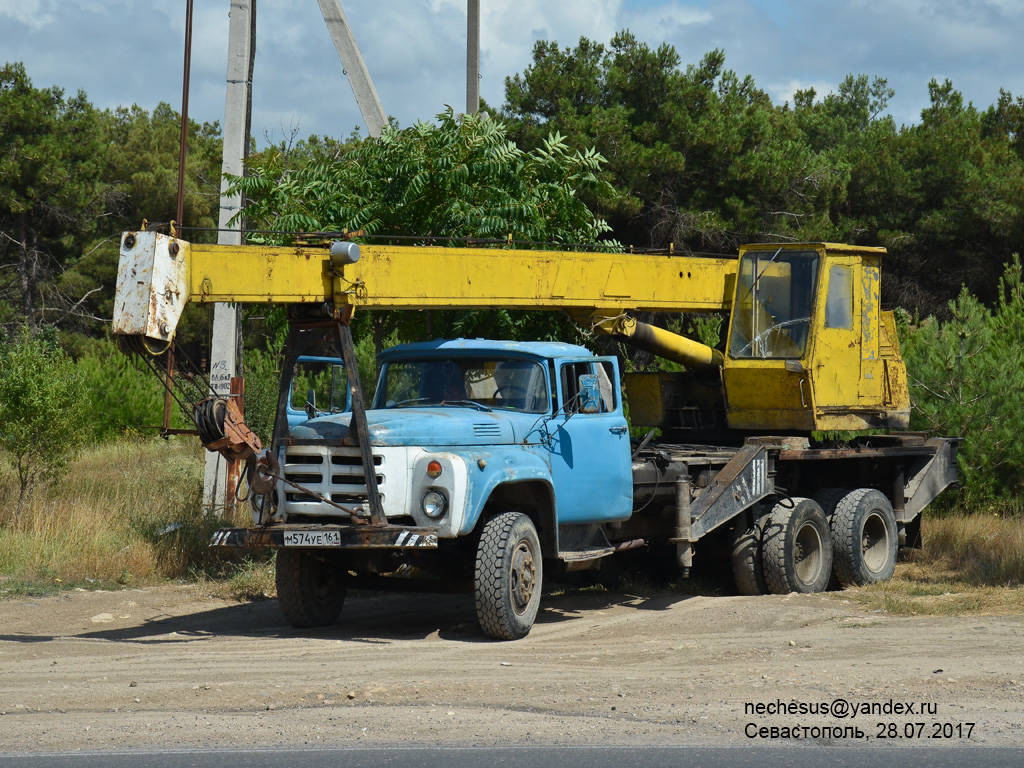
(609, 425, 628, 435)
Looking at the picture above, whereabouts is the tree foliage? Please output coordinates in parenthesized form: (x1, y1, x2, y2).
(0, 62, 108, 333)
(0, 63, 221, 348)
(902, 256, 1024, 509)
(501, 35, 1024, 317)
(0, 327, 88, 514)
(234, 107, 614, 248)
(231, 107, 617, 347)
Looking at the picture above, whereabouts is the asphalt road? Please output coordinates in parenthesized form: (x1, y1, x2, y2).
(2, 746, 1023, 768)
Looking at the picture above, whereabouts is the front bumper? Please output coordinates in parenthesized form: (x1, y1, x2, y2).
(210, 524, 439, 549)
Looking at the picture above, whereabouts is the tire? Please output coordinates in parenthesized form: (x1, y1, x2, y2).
(729, 511, 768, 596)
(831, 488, 898, 587)
(762, 498, 833, 594)
(474, 512, 542, 640)
(812, 487, 850, 590)
(275, 549, 347, 628)
(812, 487, 848, 518)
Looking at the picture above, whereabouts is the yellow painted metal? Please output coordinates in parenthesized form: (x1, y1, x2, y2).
(590, 315, 723, 369)
(879, 310, 911, 427)
(187, 241, 736, 314)
(623, 371, 724, 430)
(722, 242, 909, 432)
(859, 259, 883, 403)
(189, 242, 333, 303)
(178, 236, 911, 433)
(624, 373, 670, 427)
(721, 362, 817, 432)
(809, 255, 862, 411)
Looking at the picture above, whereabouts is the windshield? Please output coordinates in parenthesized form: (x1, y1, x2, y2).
(374, 356, 550, 414)
(729, 249, 820, 359)
(290, 358, 348, 417)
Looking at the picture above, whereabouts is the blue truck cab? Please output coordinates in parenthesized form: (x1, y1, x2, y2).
(281, 339, 633, 538)
(268, 339, 633, 639)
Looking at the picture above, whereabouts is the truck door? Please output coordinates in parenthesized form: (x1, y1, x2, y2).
(545, 357, 633, 524)
(808, 257, 861, 410)
(722, 248, 820, 431)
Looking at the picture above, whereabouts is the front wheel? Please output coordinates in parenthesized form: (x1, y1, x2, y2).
(275, 549, 347, 628)
(474, 512, 542, 640)
(762, 498, 833, 594)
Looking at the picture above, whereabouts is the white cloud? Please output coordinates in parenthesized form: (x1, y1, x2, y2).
(625, 2, 712, 41)
(0, 0, 54, 30)
(766, 78, 837, 110)
(3, 0, 1024, 139)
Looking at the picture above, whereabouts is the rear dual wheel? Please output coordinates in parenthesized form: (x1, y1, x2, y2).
(831, 489, 898, 586)
(732, 488, 899, 595)
(729, 512, 768, 596)
(762, 498, 833, 594)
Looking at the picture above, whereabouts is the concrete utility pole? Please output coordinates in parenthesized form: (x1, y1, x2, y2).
(317, 0, 388, 136)
(204, 0, 257, 513)
(467, 0, 480, 113)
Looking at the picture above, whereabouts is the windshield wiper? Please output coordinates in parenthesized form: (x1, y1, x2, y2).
(440, 399, 492, 412)
(392, 397, 430, 407)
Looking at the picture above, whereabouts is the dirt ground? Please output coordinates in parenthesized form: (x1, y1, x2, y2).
(1, 583, 1022, 753)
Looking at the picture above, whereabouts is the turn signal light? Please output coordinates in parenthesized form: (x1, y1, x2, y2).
(426, 460, 443, 478)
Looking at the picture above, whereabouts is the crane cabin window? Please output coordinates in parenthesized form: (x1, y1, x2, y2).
(824, 264, 854, 330)
(729, 249, 820, 359)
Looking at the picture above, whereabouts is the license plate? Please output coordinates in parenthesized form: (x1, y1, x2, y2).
(283, 530, 341, 547)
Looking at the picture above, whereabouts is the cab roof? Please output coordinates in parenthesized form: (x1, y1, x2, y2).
(377, 338, 593, 362)
(740, 242, 887, 256)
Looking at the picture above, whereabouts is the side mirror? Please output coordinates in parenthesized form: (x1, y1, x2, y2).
(305, 388, 317, 420)
(578, 374, 600, 414)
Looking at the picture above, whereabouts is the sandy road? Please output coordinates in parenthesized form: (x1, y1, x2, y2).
(1, 584, 1022, 753)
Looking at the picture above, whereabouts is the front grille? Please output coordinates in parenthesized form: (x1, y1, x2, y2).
(282, 447, 385, 513)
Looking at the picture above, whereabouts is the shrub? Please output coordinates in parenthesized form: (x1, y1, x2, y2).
(0, 327, 88, 515)
(902, 256, 1024, 511)
(74, 339, 168, 441)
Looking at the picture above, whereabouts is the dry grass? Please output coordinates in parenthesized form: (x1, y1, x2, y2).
(0, 438, 254, 596)
(844, 513, 1024, 616)
(4, 443, 1024, 611)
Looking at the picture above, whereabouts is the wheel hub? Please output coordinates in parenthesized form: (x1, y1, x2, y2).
(861, 512, 890, 572)
(510, 541, 536, 614)
(794, 522, 823, 585)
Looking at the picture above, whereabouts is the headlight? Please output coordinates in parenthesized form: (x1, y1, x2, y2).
(422, 490, 448, 519)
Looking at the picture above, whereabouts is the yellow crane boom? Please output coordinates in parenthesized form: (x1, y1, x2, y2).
(113, 231, 909, 433)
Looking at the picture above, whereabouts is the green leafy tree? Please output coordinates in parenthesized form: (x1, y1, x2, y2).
(0, 62, 108, 333)
(56, 102, 223, 346)
(502, 34, 855, 251)
(902, 256, 1024, 510)
(73, 338, 169, 442)
(844, 80, 1024, 314)
(235, 107, 613, 247)
(232, 107, 615, 346)
(0, 327, 88, 514)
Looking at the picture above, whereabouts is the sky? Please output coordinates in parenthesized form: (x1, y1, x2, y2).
(2, 0, 1023, 143)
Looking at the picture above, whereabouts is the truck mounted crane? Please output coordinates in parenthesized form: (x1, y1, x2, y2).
(113, 230, 957, 640)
